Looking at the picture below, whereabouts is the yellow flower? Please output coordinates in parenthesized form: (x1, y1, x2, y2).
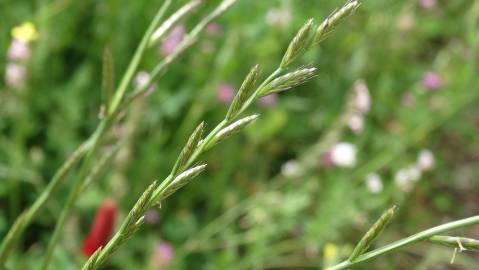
(323, 242, 338, 261)
(11, 21, 38, 43)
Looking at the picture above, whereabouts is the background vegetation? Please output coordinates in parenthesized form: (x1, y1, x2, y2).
(1, 0, 478, 269)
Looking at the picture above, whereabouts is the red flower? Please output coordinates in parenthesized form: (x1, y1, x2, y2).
(82, 199, 117, 256)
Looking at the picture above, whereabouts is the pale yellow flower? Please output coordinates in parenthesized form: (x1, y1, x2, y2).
(323, 242, 338, 260)
(11, 21, 38, 43)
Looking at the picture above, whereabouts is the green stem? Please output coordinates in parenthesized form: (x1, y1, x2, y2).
(108, 0, 171, 115)
(327, 215, 479, 270)
(41, 120, 111, 270)
(0, 141, 90, 265)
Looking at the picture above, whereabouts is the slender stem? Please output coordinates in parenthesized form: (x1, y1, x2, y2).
(0, 141, 90, 264)
(108, 0, 171, 115)
(149, 0, 202, 46)
(41, 119, 111, 269)
(327, 215, 479, 270)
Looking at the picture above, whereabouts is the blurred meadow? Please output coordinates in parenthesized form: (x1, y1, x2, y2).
(1, 0, 479, 269)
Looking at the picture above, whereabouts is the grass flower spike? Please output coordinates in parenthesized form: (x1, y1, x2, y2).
(226, 65, 261, 121)
(161, 164, 208, 200)
(150, 0, 202, 45)
(280, 18, 314, 68)
(210, 114, 259, 147)
(171, 122, 205, 176)
(348, 205, 398, 262)
(259, 67, 317, 96)
(313, 0, 360, 45)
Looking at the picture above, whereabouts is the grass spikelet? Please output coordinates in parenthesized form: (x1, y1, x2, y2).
(348, 205, 397, 262)
(171, 122, 204, 176)
(280, 18, 314, 68)
(162, 164, 207, 200)
(131, 181, 160, 220)
(210, 114, 259, 147)
(226, 65, 261, 121)
(313, 0, 360, 45)
(150, 0, 202, 45)
(260, 67, 317, 96)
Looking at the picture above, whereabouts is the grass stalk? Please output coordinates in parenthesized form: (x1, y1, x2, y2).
(326, 215, 479, 270)
(40, 120, 112, 269)
(0, 141, 90, 264)
(107, 0, 172, 115)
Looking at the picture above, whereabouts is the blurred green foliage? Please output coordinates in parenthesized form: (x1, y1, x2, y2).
(1, 0, 479, 269)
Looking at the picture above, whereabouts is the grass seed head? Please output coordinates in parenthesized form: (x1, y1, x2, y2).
(260, 67, 317, 96)
(313, 0, 360, 45)
(226, 65, 261, 121)
(280, 18, 314, 68)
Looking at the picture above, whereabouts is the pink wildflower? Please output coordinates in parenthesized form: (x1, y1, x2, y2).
(421, 71, 443, 91)
(419, 0, 437, 10)
(5, 63, 26, 89)
(153, 241, 174, 269)
(258, 93, 278, 107)
(401, 92, 415, 107)
(206, 23, 222, 36)
(216, 83, 235, 104)
(353, 80, 370, 113)
(160, 25, 185, 57)
(7, 39, 31, 61)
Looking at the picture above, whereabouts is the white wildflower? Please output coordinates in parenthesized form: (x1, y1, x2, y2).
(365, 173, 383, 194)
(354, 79, 371, 113)
(394, 168, 413, 192)
(133, 70, 156, 96)
(281, 160, 301, 178)
(266, 8, 291, 28)
(406, 165, 422, 182)
(133, 71, 151, 89)
(330, 142, 357, 168)
(5, 62, 26, 89)
(347, 113, 364, 134)
(394, 165, 422, 192)
(417, 149, 435, 171)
